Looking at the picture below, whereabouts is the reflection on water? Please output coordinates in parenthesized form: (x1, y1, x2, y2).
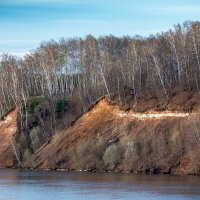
(0, 169, 200, 200)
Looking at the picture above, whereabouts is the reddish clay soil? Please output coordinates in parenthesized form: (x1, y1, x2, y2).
(1, 90, 200, 175)
(0, 108, 18, 168)
(24, 92, 200, 175)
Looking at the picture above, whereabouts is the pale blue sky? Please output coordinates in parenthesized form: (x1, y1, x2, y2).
(0, 0, 200, 57)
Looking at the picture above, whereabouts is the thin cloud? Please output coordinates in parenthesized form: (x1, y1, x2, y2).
(0, 40, 39, 44)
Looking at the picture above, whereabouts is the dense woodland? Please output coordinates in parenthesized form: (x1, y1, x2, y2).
(0, 21, 200, 117)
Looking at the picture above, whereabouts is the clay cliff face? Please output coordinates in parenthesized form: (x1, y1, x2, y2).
(1, 91, 200, 175)
(0, 108, 18, 168)
(23, 91, 200, 175)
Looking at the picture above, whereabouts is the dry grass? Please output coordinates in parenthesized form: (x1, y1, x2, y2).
(103, 143, 125, 167)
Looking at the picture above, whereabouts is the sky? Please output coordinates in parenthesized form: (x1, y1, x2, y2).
(0, 0, 200, 57)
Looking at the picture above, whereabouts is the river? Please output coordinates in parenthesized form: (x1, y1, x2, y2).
(0, 169, 200, 200)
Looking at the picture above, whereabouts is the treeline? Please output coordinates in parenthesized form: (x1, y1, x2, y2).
(0, 21, 200, 117)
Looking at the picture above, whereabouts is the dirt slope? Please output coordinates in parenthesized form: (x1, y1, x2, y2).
(1, 90, 200, 175)
(24, 91, 200, 175)
(0, 109, 18, 168)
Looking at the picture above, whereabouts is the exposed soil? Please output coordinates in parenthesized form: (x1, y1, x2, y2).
(1, 90, 200, 175)
(0, 108, 18, 168)
(23, 91, 200, 175)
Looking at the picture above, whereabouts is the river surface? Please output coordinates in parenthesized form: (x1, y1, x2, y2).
(0, 169, 200, 200)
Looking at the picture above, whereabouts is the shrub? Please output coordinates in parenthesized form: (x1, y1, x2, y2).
(56, 98, 66, 112)
(73, 137, 107, 169)
(103, 143, 125, 166)
(190, 149, 200, 174)
(8, 98, 15, 109)
(23, 148, 32, 162)
(91, 137, 107, 159)
(124, 139, 141, 171)
(30, 126, 44, 152)
(122, 84, 132, 95)
(28, 99, 40, 113)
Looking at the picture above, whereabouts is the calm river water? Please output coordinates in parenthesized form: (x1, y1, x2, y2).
(0, 169, 200, 200)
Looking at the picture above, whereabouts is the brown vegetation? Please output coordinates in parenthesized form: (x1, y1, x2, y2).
(0, 108, 18, 167)
(20, 92, 200, 175)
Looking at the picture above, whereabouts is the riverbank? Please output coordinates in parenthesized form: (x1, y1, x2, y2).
(1, 90, 200, 175)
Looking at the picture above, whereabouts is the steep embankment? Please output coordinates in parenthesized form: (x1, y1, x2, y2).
(24, 91, 200, 175)
(0, 109, 18, 168)
(0, 97, 83, 168)
(14, 97, 83, 165)
(1, 90, 200, 175)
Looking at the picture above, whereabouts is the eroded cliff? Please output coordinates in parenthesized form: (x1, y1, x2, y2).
(1, 91, 200, 175)
(0, 108, 18, 168)
(23, 91, 200, 175)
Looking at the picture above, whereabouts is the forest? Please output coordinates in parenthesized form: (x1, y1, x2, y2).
(0, 21, 200, 118)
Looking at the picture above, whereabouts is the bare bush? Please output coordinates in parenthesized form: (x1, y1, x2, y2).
(103, 143, 125, 168)
(73, 137, 107, 169)
(190, 150, 200, 174)
(123, 138, 141, 171)
(187, 117, 200, 174)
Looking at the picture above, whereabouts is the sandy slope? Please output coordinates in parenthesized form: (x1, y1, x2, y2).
(0, 108, 18, 167)
(1, 90, 200, 175)
(25, 98, 200, 175)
